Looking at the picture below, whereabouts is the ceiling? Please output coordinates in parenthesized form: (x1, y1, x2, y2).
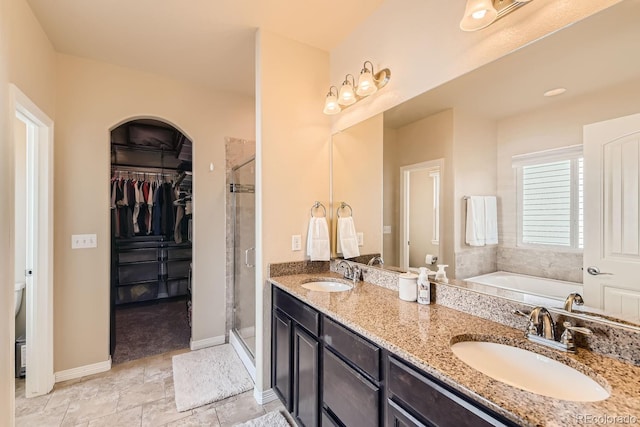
(384, 0, 640, 128)
(27, 0, 385, 96)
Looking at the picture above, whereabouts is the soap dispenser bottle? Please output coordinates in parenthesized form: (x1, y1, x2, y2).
(434, 264, 449, 283)
(417, 267, 431, 305)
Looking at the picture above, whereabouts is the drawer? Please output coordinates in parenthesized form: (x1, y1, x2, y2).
(387, 356, 512, 427)
(167, 260, 191, 278)
(323, 316, 380, 381)
(116, 283, 158, 304)
(273, 287, 319, 337)
(323, 348, 380, 427)
(118, 262, 158, 283)
(167, 246, 192, 260)
(118, 248, 157, 263)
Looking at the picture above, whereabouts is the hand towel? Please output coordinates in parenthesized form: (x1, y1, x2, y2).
(337, 216, 360, 259)
(465, 196, 486, 246)
(306, 217, 330, 261)
(484, 196, 498, 245)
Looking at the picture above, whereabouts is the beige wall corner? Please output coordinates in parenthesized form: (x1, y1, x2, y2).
(255, 29, 331, 393)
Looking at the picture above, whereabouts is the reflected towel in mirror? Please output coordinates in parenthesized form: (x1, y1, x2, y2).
(337, 216, 360, 259)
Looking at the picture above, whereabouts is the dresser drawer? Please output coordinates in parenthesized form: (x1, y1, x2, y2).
(273, 287, 320, 337)
(323, 348, 380, 427)
(323, 316, 380, 381)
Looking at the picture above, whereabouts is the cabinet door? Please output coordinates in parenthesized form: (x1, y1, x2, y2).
(293, 326, 320, 427)
(273, 309, 292, 411)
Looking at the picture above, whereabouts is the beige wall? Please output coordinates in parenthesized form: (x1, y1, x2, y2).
(330, 0, 622, 132)
(0, 0, 57, 423)
(256, 29, 331, 392)
(408, 168, 438, 267)
(54, 54, 255, 371)
(394, 109, 454, 273)
(382, 127, 398, 265)
(332, 114, 383, 257)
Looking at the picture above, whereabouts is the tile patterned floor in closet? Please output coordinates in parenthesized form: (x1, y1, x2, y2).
(15, 348, 288, 427)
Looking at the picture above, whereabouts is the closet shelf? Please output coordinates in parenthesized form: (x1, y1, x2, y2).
(115, 279, 159, 288)
(118, 260, 159, 267)
(167, 257, 192, 263)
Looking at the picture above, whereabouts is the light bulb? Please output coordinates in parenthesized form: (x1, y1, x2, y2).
(338, 81, 356, 106)
(356, 68, 377, 97)
(460, 0, 497, 31)
(323, 92, 341, 115)
(472, 9, 487, 19)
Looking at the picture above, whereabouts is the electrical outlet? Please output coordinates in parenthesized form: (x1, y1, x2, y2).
(357, 232, 364, 246)
(291, 235, 302, 251)
(71, 234, 97, 249)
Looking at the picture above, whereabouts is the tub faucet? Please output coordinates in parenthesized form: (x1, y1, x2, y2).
(367, 256, 384, 266)
(564, 292, 584, 312)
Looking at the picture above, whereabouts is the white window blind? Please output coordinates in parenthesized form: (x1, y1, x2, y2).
(514, 146, 583, 250)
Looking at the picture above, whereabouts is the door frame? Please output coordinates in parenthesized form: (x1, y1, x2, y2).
(399, 159, 442, 271)
(10, 84, 55, 397)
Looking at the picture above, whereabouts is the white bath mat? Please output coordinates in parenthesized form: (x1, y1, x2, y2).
(235, 411, 291, 427)
(172, 344, 253, 412)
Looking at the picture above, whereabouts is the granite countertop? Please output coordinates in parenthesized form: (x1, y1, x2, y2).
(269, 272, 640, 427)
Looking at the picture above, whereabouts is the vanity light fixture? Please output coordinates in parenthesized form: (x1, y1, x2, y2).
(323, 86, 341, 115)
(323, 61, 391, 115)
(460, 0, 534, 32)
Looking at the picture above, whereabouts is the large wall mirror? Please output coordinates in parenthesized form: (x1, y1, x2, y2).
(331, 1, 640, 326)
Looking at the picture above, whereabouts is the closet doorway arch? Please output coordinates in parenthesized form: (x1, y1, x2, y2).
(109, 117, 194, 362)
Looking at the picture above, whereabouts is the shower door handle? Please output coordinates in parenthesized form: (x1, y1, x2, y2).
(245, 247, 255, 268)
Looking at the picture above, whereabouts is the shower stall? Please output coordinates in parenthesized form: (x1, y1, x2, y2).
(229, 156, 256, 367)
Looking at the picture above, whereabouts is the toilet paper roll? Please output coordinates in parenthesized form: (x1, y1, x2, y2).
(425, 254, 437, 265)
(398, 273, 418, 302)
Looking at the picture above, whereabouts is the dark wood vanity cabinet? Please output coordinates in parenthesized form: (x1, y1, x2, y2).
(272, 287, 320, 427)
(272, 285, 517, 427)
(386, 356, 515, 427)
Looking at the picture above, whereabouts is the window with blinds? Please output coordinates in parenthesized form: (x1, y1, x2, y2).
(514, 146, 583, 250)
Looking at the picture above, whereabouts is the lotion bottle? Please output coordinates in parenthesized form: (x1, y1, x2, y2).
(417, 267, 431, 305)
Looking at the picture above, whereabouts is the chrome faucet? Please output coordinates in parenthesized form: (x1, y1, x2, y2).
(564, 292, 584, 312)
(336, 260, 361, 283)
(513, 306, 592, 353)
(367, 256, 384, 266)
(529, 307, 555, 340)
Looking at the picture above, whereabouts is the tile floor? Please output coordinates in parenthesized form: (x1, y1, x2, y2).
(15, 348, 289, 427)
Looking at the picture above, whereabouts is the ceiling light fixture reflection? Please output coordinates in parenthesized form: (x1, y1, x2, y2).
(460, 0, 534, 32)
(323, 61, 391, 115)
(543, 87, 567, 97)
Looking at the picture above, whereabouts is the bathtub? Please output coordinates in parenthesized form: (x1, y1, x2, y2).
(464, 271, 583, 304)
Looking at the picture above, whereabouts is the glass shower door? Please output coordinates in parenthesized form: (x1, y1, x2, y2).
(232, 157, 256, 358)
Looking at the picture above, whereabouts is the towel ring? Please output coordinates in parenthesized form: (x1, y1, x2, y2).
(310, 201, 327, 218)
(336, 202, 353, 218)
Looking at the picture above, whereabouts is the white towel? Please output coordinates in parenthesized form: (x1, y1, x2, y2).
(337, 217, 360, 259)
(306, 217, 330, 261)
(465, 196, 486, 246)
(484, 196, 498, 245)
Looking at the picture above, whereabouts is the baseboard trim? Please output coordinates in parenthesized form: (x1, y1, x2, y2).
(254, 387, 278, 405)
(190, 335, 225, 351)
(229, 331, 256, 382)
(54, 358, 111, 383)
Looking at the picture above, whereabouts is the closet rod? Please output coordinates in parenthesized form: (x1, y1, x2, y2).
(111, 163, 182, 172)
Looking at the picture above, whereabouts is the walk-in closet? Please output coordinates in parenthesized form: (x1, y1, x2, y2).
(110, 119, 193, 364)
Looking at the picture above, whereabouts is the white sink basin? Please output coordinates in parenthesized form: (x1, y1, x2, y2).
(301, 280, 353, 292)
(451, 341, 609, 402)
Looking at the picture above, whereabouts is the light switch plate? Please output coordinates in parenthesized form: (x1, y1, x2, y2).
(292, 235, 302, 251)
(72, 234, 97, 249)
(357, 232, 364, 246)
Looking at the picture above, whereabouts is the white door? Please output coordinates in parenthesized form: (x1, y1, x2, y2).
(584, 112, 640, 321)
